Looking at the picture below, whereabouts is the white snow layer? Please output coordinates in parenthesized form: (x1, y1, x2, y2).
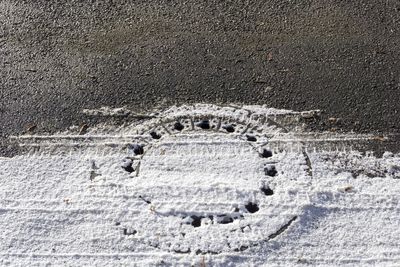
(1, 104, 400, 266)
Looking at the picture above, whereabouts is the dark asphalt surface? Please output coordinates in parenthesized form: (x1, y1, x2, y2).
(1, 0, 399, 155)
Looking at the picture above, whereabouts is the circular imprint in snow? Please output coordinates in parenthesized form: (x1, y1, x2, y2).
(122, 105, 312, 254)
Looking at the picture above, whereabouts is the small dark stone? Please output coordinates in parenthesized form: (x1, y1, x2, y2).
(115, 222, 121, 226)
(260, 149, 273, 158)
(190, 215, 203, 227)
(239, 245, 249, 251)
(246, 135, 257, 142)
(219, 216, 234, 224)
(261, 186, 274, 196)
(222, 124, 235, 133)
(130, 144, 144, 155)
(264, 165, 277, 177)
(123, 228, 137, 235)
(174, 121, 184, 131)
(245, 202, 259, 213)
(173, 248, 191, 254)
(122, 164, 134, 173)
(150, 131, 162, 139)
(196, 120, 210, 129)
(233, 246, 248, 252)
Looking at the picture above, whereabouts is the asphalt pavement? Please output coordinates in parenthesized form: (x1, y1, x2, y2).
(1, 0, 399, 155)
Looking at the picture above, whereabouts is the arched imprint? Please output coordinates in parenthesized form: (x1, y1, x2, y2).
(6, 104, 400, 266)
(117, 111, 312, 254)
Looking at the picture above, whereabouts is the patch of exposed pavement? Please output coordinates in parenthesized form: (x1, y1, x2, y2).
(1, 0, 399, 156)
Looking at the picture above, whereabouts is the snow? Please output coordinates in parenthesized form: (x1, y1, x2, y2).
(1, 104, 400, 266)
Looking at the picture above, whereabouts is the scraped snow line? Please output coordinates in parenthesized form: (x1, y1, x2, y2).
(12, 134, 146, 139)
(11, 133, 387, 140)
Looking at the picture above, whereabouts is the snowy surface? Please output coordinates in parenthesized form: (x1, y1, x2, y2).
(1, 104, 400, 266)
